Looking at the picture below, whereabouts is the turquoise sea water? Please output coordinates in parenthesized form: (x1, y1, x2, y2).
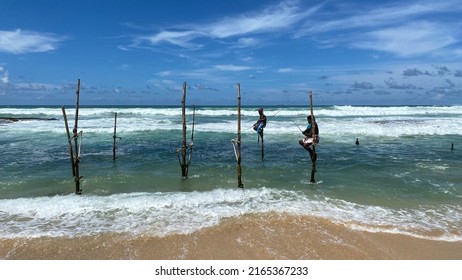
(0, 105, 461, 240)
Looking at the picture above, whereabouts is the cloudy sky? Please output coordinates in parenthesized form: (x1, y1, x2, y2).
(1, 0, 462, 105)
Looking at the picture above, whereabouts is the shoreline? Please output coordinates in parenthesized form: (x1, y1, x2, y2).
(1, 213, 461, 260)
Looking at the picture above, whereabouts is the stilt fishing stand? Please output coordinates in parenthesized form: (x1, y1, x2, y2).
(62, 79, 83, 194)
(309, 91, 317, 183)
(176, 81, 195, 177)
(112, 112, 121, 160)
(231, 83, 244, 188)
(258, 129, 264, 161)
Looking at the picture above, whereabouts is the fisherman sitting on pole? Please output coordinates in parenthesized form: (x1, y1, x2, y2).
(253, 108, 267, 136)
(299, 115, 319, 161)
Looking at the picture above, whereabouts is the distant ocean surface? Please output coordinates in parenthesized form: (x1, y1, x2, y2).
(1, 105, 461, 242)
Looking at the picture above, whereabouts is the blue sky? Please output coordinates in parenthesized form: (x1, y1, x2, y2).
(1, 0, 462, 106)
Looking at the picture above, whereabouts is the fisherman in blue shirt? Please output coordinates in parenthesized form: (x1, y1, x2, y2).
(253, 108, 267, 136)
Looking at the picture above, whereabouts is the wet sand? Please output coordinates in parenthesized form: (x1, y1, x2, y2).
(1, 213, 461, 260)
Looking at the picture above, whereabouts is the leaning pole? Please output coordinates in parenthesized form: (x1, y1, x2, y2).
(62, 79, 83, 194)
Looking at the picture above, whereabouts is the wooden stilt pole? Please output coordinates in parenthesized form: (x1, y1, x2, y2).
(179, 81, 189, 177)
(260, 131, 264, 161)
(176, 82, 194, 177)
(309, 90, 317, 183)
(186, 105, 195, 165)
(237, 83, 244, 188)
(73, 79, 82, 194)
(62, 79, 83, 194)
(112, 112, 118, 161)
(62, 106, 75, 176)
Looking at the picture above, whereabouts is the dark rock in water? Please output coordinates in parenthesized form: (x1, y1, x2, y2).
(0, 117, 57, 124)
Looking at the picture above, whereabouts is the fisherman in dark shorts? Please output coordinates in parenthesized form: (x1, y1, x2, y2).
(299, 115, 319, 161)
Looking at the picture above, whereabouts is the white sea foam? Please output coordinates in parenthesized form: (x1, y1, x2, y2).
(2, 105, 462, 117)
(3, 106, 462, 139)
(0, 188, 460, 241)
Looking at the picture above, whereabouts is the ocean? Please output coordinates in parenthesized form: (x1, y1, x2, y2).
(0, 105, 461, 259)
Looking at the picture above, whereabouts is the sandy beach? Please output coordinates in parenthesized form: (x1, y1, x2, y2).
(1, 213, 461, 260)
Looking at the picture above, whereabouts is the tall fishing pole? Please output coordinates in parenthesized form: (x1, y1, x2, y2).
(186, 105, 195, 166)
(268, 109, 281, 122)
(177, 82, 194, 177)
(231, 83, 244, 188)
(112, 112, 121, 161)
(309, 90, 317, 183)
(259, 126, 264, 161)
(62, 79, 83, 194)
(237, 84, 243, 188)
(293, 121, 303, 133)
(191, 105, 195, 144)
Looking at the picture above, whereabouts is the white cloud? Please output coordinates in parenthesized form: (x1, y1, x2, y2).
(146, 78, 179, 90)
(278, 68, 294, 73)
(295, 0, 462, 57)
(1, 71, 9, 83)
(0, 66, 9, 83)
(434, 93, 446, 100)
(14, 82, 60, 91)
(235, 37, 259, 48)
(352, 22, 457, 57)
(132, 0, 318, 49)
(206, 1, 315, 38)
(214, 64, 251, 71)
(119, 64, 129, 70)
(298, 0, 462, 36)
(158, 71, 172, 77)
(0, 29, 66, 54)
(137, 30, 202, 49)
